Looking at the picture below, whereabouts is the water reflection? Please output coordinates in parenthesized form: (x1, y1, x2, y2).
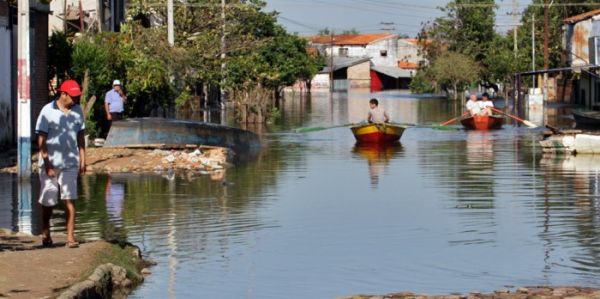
(352, 142, 403, 187)
(16, 178, 33, 234)
(7, 91, 600, 297)
(105, 175, 125, 224)
(537, 153, 600, 278)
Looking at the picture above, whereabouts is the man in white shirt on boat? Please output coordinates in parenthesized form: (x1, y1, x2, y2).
(466, 94, 481, 116)
(479, 92, 494, 116)
(367, 98, 389, 124)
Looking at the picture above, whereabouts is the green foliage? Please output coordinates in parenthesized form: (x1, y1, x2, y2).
(71, 35, 114, 97)
(409, 71, 435, 94)
(175, 89, 192, 107)
(341, 28, 359, 35)
(515, 0, 598, 72)
(318, 28, 332, 35)
(93, 244, 144, 284)
(52, 0, 322, 125)
(266, 106, 281, 123)
(418, 0, 599, 91)
(482, 34, 519, 83)
(429, 51, 480, 99)
(423, 0, 496, 63)
(48, 31, 73, 83)
(318, 28, 359, 35)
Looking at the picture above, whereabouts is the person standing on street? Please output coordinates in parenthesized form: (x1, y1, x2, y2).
(35, 79, 86, 248)
(104, 79, 126, 123)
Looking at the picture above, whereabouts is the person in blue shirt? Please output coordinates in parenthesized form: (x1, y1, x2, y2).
(104, 79, 127, 123)
(35, 79, 85, 248)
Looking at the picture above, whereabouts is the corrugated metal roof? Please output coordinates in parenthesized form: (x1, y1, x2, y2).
(308, 33, 396, 46)
(564, 9, 600, 24)
(371, 66, 414, 78)
(319, 56, 371, 74)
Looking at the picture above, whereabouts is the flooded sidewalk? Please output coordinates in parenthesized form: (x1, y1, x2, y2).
(0, 228, 146, 299)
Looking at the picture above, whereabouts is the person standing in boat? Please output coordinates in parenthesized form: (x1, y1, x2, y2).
(479, 92, 494, 116)
(367, 98, 389, 124)
(466, 94, 481, 116)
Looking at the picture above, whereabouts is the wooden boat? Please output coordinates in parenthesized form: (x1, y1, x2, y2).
(460, 115, 504, 130)
(104, 117, 260, 151)
(350, 123, 406, 143)
(572, 111, 600, 128)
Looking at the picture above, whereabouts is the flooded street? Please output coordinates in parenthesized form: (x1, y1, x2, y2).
(3, 90, 600, 298)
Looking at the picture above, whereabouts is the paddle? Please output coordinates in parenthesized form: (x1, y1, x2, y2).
(391, 122, 460, 130)
(440, 112, 469, 126)
(491, 107, 538, 128)
(294, 123, 356, 133)
(295, 121, 461, 133)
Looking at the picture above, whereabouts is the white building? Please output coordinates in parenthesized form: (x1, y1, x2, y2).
(309, 33, 399, 67)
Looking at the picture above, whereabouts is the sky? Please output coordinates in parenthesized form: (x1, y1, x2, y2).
(265, 0, 532, 37)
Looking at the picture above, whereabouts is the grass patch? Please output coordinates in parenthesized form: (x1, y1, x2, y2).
(88, 242, 145, 284)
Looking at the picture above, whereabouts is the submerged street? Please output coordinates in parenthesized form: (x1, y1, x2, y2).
(2, 90, 599, 298)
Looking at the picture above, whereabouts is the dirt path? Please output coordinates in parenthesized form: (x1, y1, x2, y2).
(0, 229, 111, 299)
(0, 147, 231, 174)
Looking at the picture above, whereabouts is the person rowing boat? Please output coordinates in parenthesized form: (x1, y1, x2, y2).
(367, 98, 390, 124)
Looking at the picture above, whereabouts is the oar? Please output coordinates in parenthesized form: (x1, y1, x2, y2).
(294, 123, 356, 133)
(440, 112, 469, 126)
(391, 122, 460, 130)
(491, 107, 538, 128)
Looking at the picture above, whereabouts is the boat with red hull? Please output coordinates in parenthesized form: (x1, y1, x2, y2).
(350, 123, 406, 143)
(460, 115, 504, 130)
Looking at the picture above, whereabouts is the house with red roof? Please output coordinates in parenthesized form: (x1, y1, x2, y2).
(308, 33, 423, 91)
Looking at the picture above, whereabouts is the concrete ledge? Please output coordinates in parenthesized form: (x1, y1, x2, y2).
(57, 263, 136, 299)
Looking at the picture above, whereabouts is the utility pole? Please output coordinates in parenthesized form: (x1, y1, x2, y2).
(220, 0, 226, 108)
(543, 0, 549, 102)
(512, 0, 519, 58)
(78, 0, 84, 32)
(167, 0, 174, 46)
(17, 0, 31, 177)
(329, 33, 334, 93)
(63, 0, 67, 32)
(532, 13, 535, 88)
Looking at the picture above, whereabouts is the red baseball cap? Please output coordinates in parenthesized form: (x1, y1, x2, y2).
(58, 80, 82, 97)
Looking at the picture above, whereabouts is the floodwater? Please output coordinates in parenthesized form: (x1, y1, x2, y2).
(3, 90, 600, 298)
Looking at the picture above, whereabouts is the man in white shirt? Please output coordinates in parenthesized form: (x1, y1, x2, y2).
(35, 79, 85, 248)
(466, 94, 481, 116)
(479, 92, 494, 116)
(367, 98, 389, 123)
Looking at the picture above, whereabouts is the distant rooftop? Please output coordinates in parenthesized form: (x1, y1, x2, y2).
(564, 9, 600, 24)
(319, 56, 371, 74)
(307, 33, 397, 46)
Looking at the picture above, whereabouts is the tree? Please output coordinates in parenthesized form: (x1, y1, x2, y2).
(48, 31, 73, 87)
(318, 28, 332, 35)
(420, 0, 496, 64)
(341, 28, 359, 35)
(515, 0, 598, 72)
(429, 51, 480, 100)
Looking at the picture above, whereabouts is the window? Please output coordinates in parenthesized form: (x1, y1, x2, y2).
(339, 47, 348, 57)
(380, 50, 388, 57)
